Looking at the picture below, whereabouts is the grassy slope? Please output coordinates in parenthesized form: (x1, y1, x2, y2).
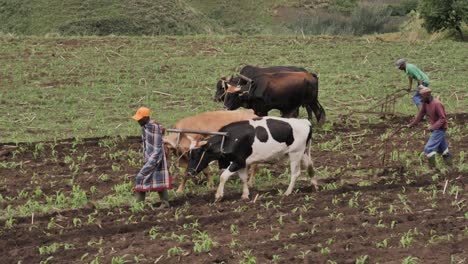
(0, 0, 221, 35)
(0, 35, 466, 143)
(0, 0, 343, 36)
(1, 0, 419, 36)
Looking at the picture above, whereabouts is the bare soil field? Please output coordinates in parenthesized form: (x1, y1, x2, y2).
(1, 114, 467, 263)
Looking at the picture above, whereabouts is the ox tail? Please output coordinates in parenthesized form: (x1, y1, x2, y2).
(315, 100, 326, 125)
(307, 74, 326, 125)
(306, 100, 326, 125)
(306, 123, 312, 158)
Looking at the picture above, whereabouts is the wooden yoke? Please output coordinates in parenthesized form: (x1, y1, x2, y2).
(166, 129, 229, 152)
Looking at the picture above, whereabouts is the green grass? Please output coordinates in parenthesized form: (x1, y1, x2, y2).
(0, 35, 466, 143)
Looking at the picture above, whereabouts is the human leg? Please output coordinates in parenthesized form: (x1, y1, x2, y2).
(424, 130, 444, 171)
(157, 190, 170, 208)
(135, 191, 146, 202)
(437, 133, 453, 171)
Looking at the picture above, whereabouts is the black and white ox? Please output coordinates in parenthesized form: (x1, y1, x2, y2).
(214, 65, 308, 102)
(223, 71, 326, 125)
(186, 116, 318, 201)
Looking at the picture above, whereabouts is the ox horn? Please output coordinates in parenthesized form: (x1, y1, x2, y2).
(220, 76, 232, 82)
(238, 74, 253, 83)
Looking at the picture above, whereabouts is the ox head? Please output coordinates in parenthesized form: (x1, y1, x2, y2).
(214, 76, 233, 102)
(223, 82, 250, 110)
(186, 136, 220, 176)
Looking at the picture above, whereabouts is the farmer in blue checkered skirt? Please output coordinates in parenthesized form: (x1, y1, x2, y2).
(132, 106, 172, 208)
(407, 87, 453, 172)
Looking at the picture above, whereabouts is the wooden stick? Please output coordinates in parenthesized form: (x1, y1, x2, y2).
(155, 255, 164, 263)
(443, 180, 448, 194)
(344, 132, 368, 138)
(167, 128, 228, 136)
(153, 90, 172, 96)
(253, 193, 259, 203)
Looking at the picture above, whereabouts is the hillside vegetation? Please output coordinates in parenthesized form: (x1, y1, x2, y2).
(0, 0, 415, 36)
(0, 0, 221, 36)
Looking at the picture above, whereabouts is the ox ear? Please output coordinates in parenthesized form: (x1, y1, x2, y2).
(197, 140, 208, 147)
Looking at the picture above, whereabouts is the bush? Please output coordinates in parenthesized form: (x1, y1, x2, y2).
(387, 0, 419, 16)
(328, 0, 359, 15)
(290, 3, 396, 36)
(419, 0, 468, 40)
(350, 4, 394, 35)
(291, 12, 354, 35)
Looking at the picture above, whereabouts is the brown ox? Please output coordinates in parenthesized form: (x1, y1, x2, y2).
(163, 110, 258, 193)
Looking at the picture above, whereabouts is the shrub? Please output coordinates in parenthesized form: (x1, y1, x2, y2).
(291, 3, 396, 36)
(387, 0, 419, 16)
(419, 0, 468, 40)
(350, 3, 394, 35)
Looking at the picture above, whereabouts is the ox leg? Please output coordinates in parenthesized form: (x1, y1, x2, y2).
(215, 167, 237, 202)
(302, 154, 318, 191)
(206, 170, 215, 189)
(285, 156, 302, 196)
(201, 168, 215, 189)
(305, 105, 313, 121)
(293, 107, 300, 118)
(176, 158, 188, 193)
(238, 168, 250, 200)
(281, 108, 299, 118)
(248, 163, 257, 188)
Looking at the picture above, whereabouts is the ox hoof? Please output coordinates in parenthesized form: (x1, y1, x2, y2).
(214, 194, 223, 203)
(284, 191, 292, 196)
(241, 195, 250, 201)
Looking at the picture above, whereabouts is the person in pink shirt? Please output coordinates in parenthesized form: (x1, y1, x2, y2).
(407, 86, 452, 171)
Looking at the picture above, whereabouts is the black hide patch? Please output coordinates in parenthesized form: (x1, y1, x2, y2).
(252, 117, 263, 121)
(218, 121, 255, 170)
(266, 119, 294, 146)
(255, 126, 268, 142)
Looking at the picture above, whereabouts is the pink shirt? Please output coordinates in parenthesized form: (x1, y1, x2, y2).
(409, 98, 448, 130)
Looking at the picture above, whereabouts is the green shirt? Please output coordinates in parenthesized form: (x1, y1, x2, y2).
(405, 63, 429, 83)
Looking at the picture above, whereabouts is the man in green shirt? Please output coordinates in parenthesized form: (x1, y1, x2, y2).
(395, 59, 430, 110)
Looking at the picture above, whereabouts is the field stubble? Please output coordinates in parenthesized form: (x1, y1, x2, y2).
(0, 35, 467, 143)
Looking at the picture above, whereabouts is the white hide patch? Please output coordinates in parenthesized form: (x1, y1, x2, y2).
(245, 117, 311, 164)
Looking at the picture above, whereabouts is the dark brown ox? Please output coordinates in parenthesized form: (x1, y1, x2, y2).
(214, 65, 308, 102)
(224, 71, 326, 124)
(163, 110, 258, 193)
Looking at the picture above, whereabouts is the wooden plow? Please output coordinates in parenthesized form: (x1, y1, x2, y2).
(381, 126, 405, 168)
(340, 88, 410, 121)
